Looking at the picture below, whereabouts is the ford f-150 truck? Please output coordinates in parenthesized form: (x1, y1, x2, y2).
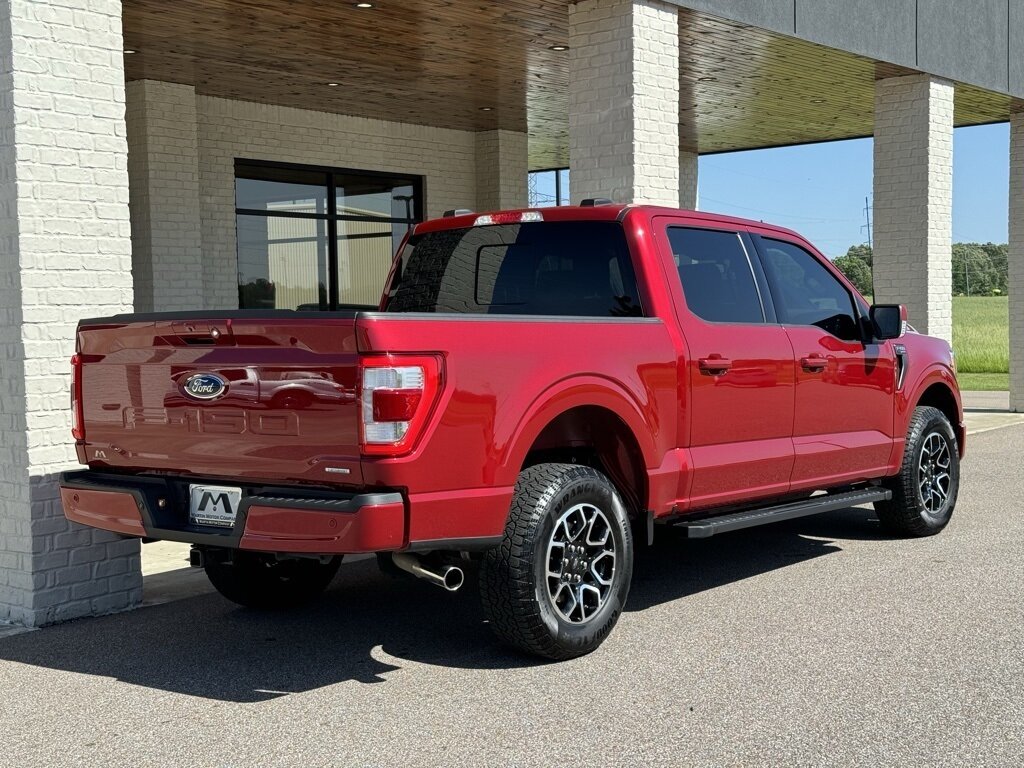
(60, 202, 963, 659)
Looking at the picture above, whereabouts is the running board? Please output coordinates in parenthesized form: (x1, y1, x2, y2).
(674, 487, 892, 539)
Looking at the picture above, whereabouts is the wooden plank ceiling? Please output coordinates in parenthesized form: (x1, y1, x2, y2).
(122, 1, 1014, 170)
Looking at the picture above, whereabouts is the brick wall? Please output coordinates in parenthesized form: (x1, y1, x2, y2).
(1010, 112, 1024, 411)
(475, 130, 528, 211)
(0, 0, 140, 627)
(872, 74, 954, 342)
(680, 150, 698, 209)
(126, 80, 202, 312)
(195, 96, 482, 309)
(568, 0, 679, 207)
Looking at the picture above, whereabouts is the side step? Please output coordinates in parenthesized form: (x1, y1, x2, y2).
(674, 487, 892, 539)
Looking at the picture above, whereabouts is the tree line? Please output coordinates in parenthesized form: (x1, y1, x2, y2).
(833, 243, 1009, 297)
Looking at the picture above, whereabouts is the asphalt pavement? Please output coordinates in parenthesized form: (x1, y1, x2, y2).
(1, 424, 1022, 766)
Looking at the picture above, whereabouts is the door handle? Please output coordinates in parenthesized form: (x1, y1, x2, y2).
(800, 354, 828, 372)
(698, 356, 733, 375)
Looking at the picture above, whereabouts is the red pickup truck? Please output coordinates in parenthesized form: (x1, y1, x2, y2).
(60, 203, 963, 659)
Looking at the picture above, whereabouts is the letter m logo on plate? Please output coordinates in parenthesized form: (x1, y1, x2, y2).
(189, 484, 242, 528)
(199, 491, 233, 514)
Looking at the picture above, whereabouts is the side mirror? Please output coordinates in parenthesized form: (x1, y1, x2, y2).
(870, 304, 907, 340)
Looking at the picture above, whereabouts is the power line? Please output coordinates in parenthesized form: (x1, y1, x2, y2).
(861, 196, 872, 247)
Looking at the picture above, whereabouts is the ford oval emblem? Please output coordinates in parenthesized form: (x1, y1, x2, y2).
(183, 373, 227, 400)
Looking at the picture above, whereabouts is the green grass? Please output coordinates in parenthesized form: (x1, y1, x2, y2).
(952, 296, 1008, 375)
(955, 371, 1009, 391)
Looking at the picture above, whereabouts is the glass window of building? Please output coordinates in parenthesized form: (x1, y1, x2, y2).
(235, 161, 423, 311)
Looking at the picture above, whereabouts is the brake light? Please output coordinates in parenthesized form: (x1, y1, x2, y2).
(359, 355, 442, 455)
(71, 353, 85, 441)
(473, 211, 543, 226)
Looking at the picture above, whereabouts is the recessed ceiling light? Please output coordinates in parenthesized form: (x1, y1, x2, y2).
(124, 49, 136, 54)
(479, 107, 493, 112)
(327, 82, 339, 87)
(353, 2, 373, 7)
(549, 44, 569, 51)
(810, 98, 826, 104)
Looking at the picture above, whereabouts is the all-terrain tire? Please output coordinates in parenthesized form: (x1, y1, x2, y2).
(875, 405, 960, 537)
(205, 551, 342, 609)
(480, 463, 633, 660)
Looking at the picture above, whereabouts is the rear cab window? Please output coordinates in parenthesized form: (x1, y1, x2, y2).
(385, 221, 644, 317)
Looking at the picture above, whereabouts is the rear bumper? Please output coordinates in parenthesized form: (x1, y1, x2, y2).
(60, 470, 408, 554)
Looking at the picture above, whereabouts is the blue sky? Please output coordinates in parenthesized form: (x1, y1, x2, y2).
(532, 122, 1011, 259)
(697, 122, 1011, 257)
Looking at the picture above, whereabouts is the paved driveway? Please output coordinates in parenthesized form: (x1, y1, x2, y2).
(2, 425, 1022, 767)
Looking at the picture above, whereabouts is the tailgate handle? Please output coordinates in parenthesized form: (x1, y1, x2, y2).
(170, 321, 233, 345)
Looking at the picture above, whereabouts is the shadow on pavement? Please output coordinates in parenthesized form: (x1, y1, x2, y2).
(0, 507, 885, 702)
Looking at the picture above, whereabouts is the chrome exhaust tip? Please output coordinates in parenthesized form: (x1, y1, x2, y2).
(391, 552, 464, 592)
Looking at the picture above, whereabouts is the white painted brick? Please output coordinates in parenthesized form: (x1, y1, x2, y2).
(872, 75, 953, 342)
(1010, 112, 1024, 411)
(126, 80, 202, 312)
(475, 130, 528, 211)
(0, 0, 141, 628)
(568, 0, 679, 207)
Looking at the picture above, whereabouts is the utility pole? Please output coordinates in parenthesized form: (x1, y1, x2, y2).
(862, 196, 873, 248)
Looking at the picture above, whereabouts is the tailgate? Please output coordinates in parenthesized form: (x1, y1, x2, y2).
(76, 313, 363, 485)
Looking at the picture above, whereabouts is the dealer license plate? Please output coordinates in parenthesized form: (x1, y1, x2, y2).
(189, 484, 242, 528)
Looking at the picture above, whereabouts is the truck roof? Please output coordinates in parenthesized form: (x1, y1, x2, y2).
(414, 204, 806, 243)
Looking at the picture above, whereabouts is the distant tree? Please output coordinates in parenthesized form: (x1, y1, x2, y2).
(836, 241, 1009, 297)
(844, 243, 873, 268)
(833, 253, 873, 295)
(977, 242, 1008, 293)
(952, 243, 999, 296)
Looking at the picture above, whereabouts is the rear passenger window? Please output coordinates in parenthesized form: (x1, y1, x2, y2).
(386, 222, 643, 317)
(666, 227, 764, 324)
(758, 238, 860, 341)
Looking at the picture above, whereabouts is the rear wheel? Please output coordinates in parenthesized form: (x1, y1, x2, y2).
(875, 405, 960, 537)
(480, 463, 633, 660)
(204, 550, 342, 609)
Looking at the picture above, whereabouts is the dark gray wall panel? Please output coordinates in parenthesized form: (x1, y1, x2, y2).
(672, 0, 795, 34)
(917, 0, 1009, 93)
(795, 0, 916, 68)
(1011, 0, 1024, 96)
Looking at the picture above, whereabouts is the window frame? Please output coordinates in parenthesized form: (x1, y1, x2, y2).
(749, 232, 869, 343)
(664, 224, 774, 326)
(234, 158, 425, 310)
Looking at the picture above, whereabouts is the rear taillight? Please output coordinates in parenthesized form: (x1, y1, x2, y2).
(359, 355, 442, 456)
(71, 353, 84, 441)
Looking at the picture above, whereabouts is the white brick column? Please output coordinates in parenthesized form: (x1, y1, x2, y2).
(872, 74, 954, 341)
(680, 149, 698, 209)
(1010, 112, 1024, 411)
(568, 0, 679, 206)
(0, 0, 141, 627)
(126, 80, 202, 312)
(475, 130, 528, 211)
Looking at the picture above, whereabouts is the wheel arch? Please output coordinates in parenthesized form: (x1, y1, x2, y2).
(503, 379, 658, 518)
(910, 375, 964, 454)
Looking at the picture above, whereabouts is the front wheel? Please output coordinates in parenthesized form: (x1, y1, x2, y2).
(875, 405, 960, 537)
(205, 550, 342, 609)
(480, 463, 633, 660)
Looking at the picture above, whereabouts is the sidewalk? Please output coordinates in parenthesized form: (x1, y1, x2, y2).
(961, 390, 1024, 435)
